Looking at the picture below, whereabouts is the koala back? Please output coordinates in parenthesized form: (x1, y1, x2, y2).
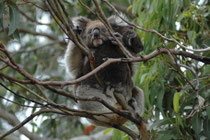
(76, 84, 127, 125)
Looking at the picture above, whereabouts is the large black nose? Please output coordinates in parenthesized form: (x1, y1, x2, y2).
(93, 28, 100, 37)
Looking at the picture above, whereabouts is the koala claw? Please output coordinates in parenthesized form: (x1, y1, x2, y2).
(113, 32, 122, 38)
(128, 97, 143, 119)
(127, 32, 137, 46)
(109, 32, 123, 45)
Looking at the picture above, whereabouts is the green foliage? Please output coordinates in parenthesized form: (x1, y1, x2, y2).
(8, 3, 19, 35)
(0, 1, 19, 37)
(0, 0, 209, 139)
(132, 0, 210, 139)
(0, 2, 4, 28)
(113, 129, 129, 140)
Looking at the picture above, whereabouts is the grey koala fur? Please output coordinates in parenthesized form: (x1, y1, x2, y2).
(64, 15, 144, 125)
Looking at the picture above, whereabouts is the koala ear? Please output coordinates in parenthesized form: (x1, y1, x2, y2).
(108, 14, 128, 26)
(108, 15, 117, 25)
(108, 15, 123, 31)
(72, 16, 90, 34)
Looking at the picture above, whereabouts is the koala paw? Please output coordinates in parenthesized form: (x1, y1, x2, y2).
(109, 32, 123, 45)
(128, 97, 142, 119)
(105, 86, 115, 98)
(123, 31, 143, 53)
(123, 32, 137, 46)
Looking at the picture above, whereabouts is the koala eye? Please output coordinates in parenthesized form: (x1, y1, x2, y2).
(111, 25, 119, 30)
(128, 26, 134, 30)
(88, 29, 92, 34)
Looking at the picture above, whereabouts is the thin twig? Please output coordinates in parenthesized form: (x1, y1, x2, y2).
(22, 0, 48, 11)
(0, 82, 47, 107)
(18, 28, 58, 40)
(0, 95, 43, 108)
(186, 104, 210, 118)
(18, 9, 51, 25)
(14, 82, 48, 102)
(56, 0, 73, 27)
(12, 40, 64, 54)
(179, 64, 199, 92)
(0, 72, 32, 84)
(162, 39, 196, 90)
(78, 0, 96, 15)
(183, 75, 210, 90)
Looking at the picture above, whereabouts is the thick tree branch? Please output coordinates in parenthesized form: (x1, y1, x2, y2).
(0, 101, 137, 139)
(0, 77, 138, 138)
(1, 41, 209, 88)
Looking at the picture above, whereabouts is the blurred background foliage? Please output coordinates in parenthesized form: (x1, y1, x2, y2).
(0, 0, 209, 139)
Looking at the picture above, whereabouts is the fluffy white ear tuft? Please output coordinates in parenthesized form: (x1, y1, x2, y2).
(108, 14, 128, 26)
(72, 16, 90, 31)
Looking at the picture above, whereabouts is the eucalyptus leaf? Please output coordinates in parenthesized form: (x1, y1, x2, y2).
(187, 31, 196, 44)
(0, 2, 4, 28)
(149, 118, 175, 130)
(103, 128, 112, 135)
(192, 113, 202, 136)
(8, 3, 19, 35)
(207, 106, 210, 120)
(177, 13, 185, 22)
(113, 129, 123, 140)
(203, 118, 210, 139)
(173, 92, 181, 113)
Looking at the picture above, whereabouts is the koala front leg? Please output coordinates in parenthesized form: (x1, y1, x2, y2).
(113, 86, 131, 111)
(122, 31, 143, 54)
(114, 92, 127, 109)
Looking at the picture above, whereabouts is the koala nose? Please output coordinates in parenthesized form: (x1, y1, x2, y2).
(93, 28, 100, 37)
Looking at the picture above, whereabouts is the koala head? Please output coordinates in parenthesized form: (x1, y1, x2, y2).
(73, 17, 110, 48)
(85, 20, 110, 47)
(108, 15, 144, 53)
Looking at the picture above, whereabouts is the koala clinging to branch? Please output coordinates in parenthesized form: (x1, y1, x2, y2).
(64, 15, 146, 139)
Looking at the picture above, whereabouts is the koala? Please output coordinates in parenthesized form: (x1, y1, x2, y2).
(64, 15, 146, 138)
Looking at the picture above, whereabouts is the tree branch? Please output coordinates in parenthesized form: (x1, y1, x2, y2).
(18, 28, 59, 40)
(12, 40, 66, 54)
(1, 41, 209, 88)
(0, 108, 60, 140)
(18, 9, 51, 25)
